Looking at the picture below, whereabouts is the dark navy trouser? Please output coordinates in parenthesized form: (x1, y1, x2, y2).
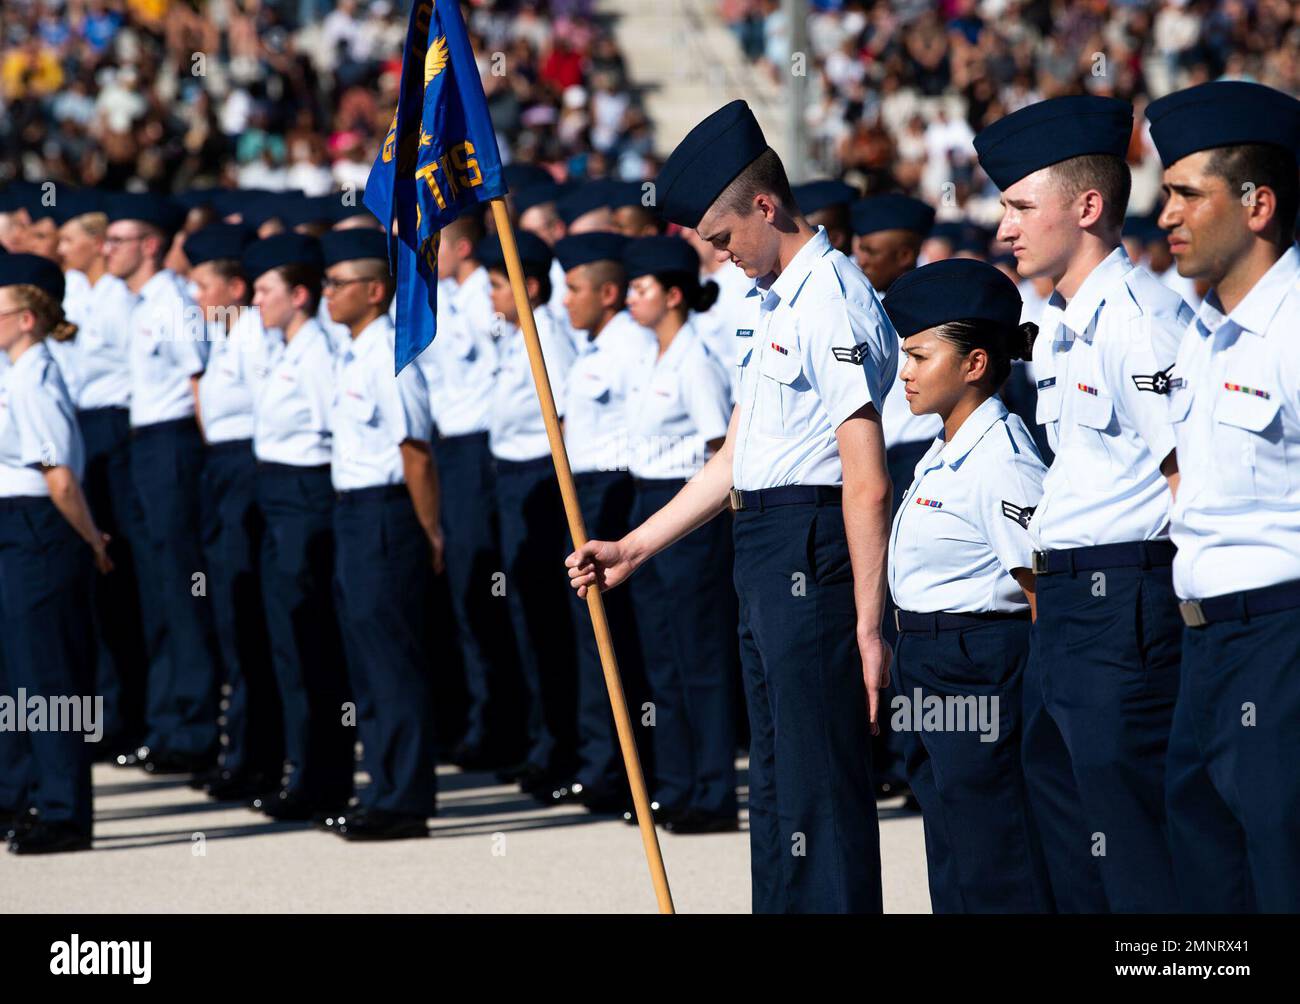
(567, 470, 645, 797)
(334, 485, 437, 816)
(1166, 598, 1300, 913)
(77, 405, 154, 749)
(200, 440, 280, 779)
(733, 499, 882, 913)
(256, 463, 353, 806)
(894, 616, 1053, 913)
(1023, 557, 1181, 913)
(434, 431, 521, 756)
(494, 455, 578, 778)
(0, 497, 95, 832)
(876, 438, 932, 791)
(631, 477, 737, 817)
(130, 417, 221, 757)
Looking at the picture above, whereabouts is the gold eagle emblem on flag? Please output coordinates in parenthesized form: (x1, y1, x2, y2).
(424, 35, 449, 85)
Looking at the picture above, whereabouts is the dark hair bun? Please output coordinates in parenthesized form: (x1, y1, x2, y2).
(1014, 321, 1038, 362)
(693, 279, 720, 313)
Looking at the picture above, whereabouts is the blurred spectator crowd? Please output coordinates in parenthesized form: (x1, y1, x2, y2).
(0, 0, 659, 197)
(721, 0, 1300, 243)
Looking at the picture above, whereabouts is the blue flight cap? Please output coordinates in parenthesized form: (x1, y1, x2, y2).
(241, 233, 324, 281)
(104, 192, 188, 236)
(955, 224, 993, 257)
(556, 181, 618, 227)
(623, 235, 698, 279)
(882, 258, 1023, 339)
(513, 182, 563, 215)
(0, 182, 41, 215)
(850, 194, 936, 237)
(927, 220, 965, 245)
(174, 188, 226, 211)
(974, 95, 1133, 190)
(554, 233, 629, 271)
(183, 224, 255, 267)
(504, 163, 554, 192)
(320, 229, 390, 268)
(1146, 80, 1300, 167)
(48, 188, 105, 226)
(792, 179, 858, 216)
(607, 181, 652, 211)
(655, 100, 770, 228)
(0, 252, 65, 301)
(279, 194, 340, 229)
(476, 231, 553, 279)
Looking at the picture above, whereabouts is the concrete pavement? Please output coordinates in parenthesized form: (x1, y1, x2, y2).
(0, 761, 931, 913)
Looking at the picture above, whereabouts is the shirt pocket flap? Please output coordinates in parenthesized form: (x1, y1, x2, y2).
(1215, 388, 1280, 434)
(737, 345, 753, 369)
(343, 391, 378, 424)
(1073, 388, 1114, 431)
(576, 373, 611, 400)
(759, 345, 801, 385)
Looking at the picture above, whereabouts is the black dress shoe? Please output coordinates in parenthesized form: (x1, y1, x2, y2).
(663, 810, 739, 835)
(249, 789, 340, 822)
(1, 806, 37, 840)
(452, 742, 512, 772)
(335, 808, 428, 841)
(8, 821, 92, 855)
(141, 749, 217, 775)
(495, 759, 539, 784)
(206, 770, 273, 802)
(622, 800, 675, 826)
(113, 745, 152, 768)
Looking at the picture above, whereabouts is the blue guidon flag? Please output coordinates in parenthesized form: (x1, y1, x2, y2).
(365, 0, 506, 372)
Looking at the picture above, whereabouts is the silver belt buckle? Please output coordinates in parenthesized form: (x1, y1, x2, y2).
(1179, 600, 1208, 628)
(729, 488, 745, 512)
(1031, 550, 1050, 575)
(893, 608, 902, 634)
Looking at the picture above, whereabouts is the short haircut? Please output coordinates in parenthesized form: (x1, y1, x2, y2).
(1204, 143, 1299, 249)
(273, 263, 322, 315)
(715, 148, 795, 218)
(578, 259, 626, 300)
(203, 258, 248, 287)
(1048, 153, 1131, 231)
(443, 212, 485, 251)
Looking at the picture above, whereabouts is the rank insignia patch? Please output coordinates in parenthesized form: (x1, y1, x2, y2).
(1132, 364, 1179, 395)
(1001, 501, 1036, 529)
(831, 342, 869, 365)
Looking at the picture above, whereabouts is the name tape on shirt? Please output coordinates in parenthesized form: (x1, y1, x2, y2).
(1132, 364, 1181, 395)
(735, 328, 753, 338)
(1036, 377, 1056, 390)
(831, 342, 869, 366)
(1001, 501, 1036, 529)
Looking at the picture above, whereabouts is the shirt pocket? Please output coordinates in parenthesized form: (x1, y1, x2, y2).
(756, 344, 803, 439)
(1034, 377, 1060, 428)
(1212, 388, 1288, 500)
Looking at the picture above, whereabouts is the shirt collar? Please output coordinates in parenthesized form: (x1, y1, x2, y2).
(755, 226, 832, 308)
(937, 394, 1009, 470)
(1196, 243, 1300, 340)
(283, 318, 323, 362)
(345, 313, 391, 362)
(453, 265, 489, 310)
(11, 339, 51, 377)
(1052, 245, 1132, 340)
(139, 268, 177, 301)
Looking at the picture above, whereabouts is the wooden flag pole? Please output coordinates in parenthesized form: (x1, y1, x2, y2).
(487, 197, 675, 915)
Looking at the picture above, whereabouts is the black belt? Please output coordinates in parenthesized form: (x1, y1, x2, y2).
(0, 495, 52, 510)
(336, 484, 408, 504)
(494, 455, 554, 474)
(256, 462, 331, 475)
(894, 609, 1031, 633)
(1031, 539, 1175, 575)
(729, 485, 842, 512)
(206, 438, 253, 455)
(130, 416, 198, 439)
(634, 476, 685, 490)
(1179, 577, 1300, 628)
